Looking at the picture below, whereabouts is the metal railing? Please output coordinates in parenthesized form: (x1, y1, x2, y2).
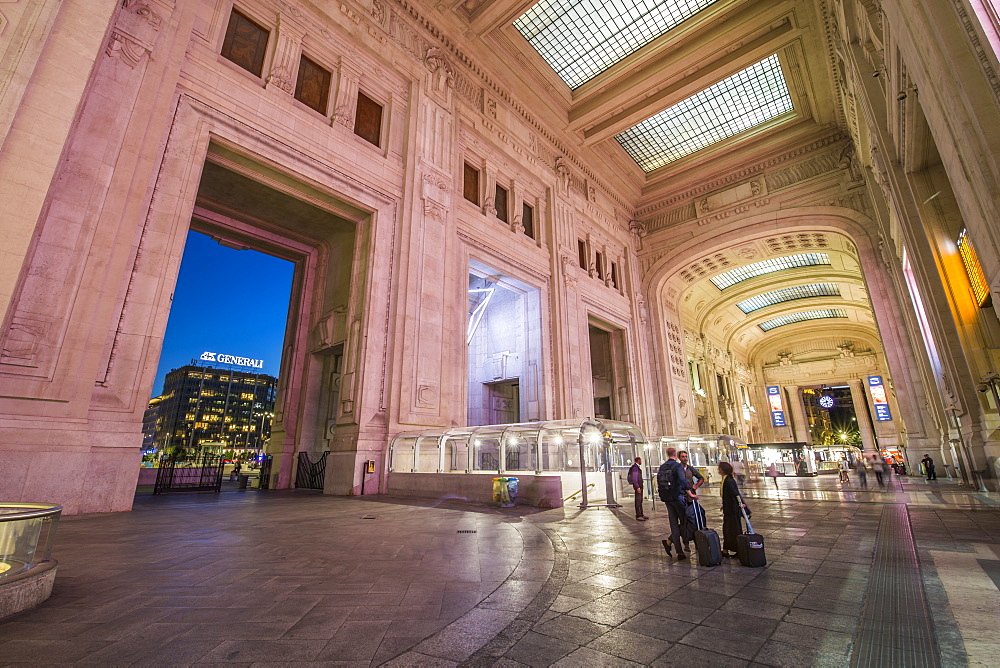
(0, 503, 61, 580)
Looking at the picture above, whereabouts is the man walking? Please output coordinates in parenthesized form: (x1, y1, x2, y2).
(921, 454, 937, 480)
(657, 447, 698, 560)
(628, 456, 648, 521)
(871, 455, 885, 488)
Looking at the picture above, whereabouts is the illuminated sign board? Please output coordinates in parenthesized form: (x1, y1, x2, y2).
(767, 386, 786, 427)
(868, 376, 892, 421)
(200, 351, 264, 369)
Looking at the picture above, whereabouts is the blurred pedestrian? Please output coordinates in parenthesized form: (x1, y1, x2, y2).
(628, 456, 648, 521)
(766, 462, 780, 489)
(871, 455, 885, 487)
(838, 458, 851, 484)
(854, 457, 868, 488)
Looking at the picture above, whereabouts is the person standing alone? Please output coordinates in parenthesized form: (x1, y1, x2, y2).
(628, 457, 648, 521)
(921, 454, 937, 480)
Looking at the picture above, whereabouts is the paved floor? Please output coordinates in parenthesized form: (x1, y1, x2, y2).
(0, 477, 997, 666)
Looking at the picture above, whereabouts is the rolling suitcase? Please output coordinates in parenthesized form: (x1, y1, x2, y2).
(692, 500, 722, 567)
(736, 500, 766, 567)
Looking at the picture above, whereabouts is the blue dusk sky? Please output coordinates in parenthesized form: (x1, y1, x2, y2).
(151, 230, 294, 397)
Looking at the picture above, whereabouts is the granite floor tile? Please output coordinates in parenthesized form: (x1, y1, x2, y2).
(532, 614, 611, 644)
(504, 630, 578, 666)
(587, 628, 673, 664)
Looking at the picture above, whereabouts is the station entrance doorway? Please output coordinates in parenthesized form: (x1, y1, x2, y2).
(140, 145, 366, 497)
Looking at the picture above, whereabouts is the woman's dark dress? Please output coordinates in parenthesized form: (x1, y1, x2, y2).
(721, 475, 743, 553)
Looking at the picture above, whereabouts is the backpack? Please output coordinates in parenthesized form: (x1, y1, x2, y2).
(657, 460, 682, 503)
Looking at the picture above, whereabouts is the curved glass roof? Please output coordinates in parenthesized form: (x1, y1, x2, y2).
(514, 0, 721, 89)
(615, 55, 793, 170)
(710, 253, 831, 290)
(736, 283, 841, 313)
(758, 309, 848, 331)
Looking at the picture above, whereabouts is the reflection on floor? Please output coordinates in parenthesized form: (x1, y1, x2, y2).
(0, 485, 996, 665)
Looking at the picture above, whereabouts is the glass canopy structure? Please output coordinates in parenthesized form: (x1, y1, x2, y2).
(615, 54, 793, 170)
(514, 0, 721, 89)
(389, 420, 751, 507)
(758, 308, 849, 331)
(736, 283, 841, 313)
(710, 253, 832, 290)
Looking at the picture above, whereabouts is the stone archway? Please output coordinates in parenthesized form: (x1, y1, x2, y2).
(637, 206, 942, 454)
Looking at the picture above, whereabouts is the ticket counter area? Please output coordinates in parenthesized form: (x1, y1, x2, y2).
(388, 419, 651, 508)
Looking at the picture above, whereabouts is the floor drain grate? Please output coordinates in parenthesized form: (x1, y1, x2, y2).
(457, 530, 477, 534)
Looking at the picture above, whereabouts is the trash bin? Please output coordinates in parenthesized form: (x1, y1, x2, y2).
(493, 477, 513, 507)
(238, 474, 250, 490)
(505, 477, 518, 506)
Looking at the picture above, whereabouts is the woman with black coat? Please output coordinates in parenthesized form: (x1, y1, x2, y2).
(718, 461, 743, 558)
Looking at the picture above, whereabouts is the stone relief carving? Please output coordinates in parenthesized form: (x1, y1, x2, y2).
(416, 384, 437, 408)
(560, 254, 577, 287)
(371, 0, 386, 24)
(266, 65, 294, 94)
(106, 0, 164, 68)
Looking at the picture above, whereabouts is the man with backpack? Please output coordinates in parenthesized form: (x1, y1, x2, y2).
(657, 447, 699, 560)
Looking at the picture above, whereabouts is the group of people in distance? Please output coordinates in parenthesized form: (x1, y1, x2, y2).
(627, 447, 748, 561)
(836, 454, 909, 487)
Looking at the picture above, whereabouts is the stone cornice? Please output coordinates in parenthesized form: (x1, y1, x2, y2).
(385, 0, 634, 213)
(637, 131, 849, 218)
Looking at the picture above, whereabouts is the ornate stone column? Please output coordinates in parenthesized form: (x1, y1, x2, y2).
(784, 385, 812, 444)
(849, 379, 879, 454)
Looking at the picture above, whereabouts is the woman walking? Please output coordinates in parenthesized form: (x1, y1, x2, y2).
(719, 461, 744, 558)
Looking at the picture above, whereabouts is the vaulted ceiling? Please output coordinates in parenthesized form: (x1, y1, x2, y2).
(434, 0, 843, 206)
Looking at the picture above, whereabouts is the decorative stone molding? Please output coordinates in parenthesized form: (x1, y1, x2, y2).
(560, 254, 578, 287)
(266, 66, 294, 94)
(421, 170, 450, 222)
(105, 0, 164, 68)
(951, 0, 1000, 106)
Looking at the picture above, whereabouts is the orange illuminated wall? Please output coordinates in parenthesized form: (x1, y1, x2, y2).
(957, 229, 991, 306)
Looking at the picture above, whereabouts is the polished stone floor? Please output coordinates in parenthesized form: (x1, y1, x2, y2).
(0, 476, 997, 666)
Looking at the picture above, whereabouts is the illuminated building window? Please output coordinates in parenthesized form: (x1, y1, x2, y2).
(515, 0, 721, 89)
(463, 163, 480, 205)
(711, 253, 831, 289)
(736, 283, 840, 313)
(957, 228, 991, 306)
(522, 202, 535, 239)
(354, 92, 383, 146)
(241, 392, 255, 400)
(495, 184, 509, 222)
(294, 54, 331, 115)
(615, 55, 792, 170)
(758, 308, 848, 331)
(221, 8, 269, 77)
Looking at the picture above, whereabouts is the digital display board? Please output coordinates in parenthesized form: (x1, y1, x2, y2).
(868, 376, 892, 421)
(767, 386, 786, 427)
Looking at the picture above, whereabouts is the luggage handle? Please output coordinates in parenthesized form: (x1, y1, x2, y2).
(691, 499, 704, 531)
(737, 492, 755, 534)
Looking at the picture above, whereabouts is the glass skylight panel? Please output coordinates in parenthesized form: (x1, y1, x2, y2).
(758, 309, 848, 332)
(710, 253, 831, 290)
(514, 0, 720, 89)
(615, 54, 793, 171)
(736, 283, 841, 313)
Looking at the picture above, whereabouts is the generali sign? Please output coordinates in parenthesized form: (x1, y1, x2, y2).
(199, 351, 264, 369)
